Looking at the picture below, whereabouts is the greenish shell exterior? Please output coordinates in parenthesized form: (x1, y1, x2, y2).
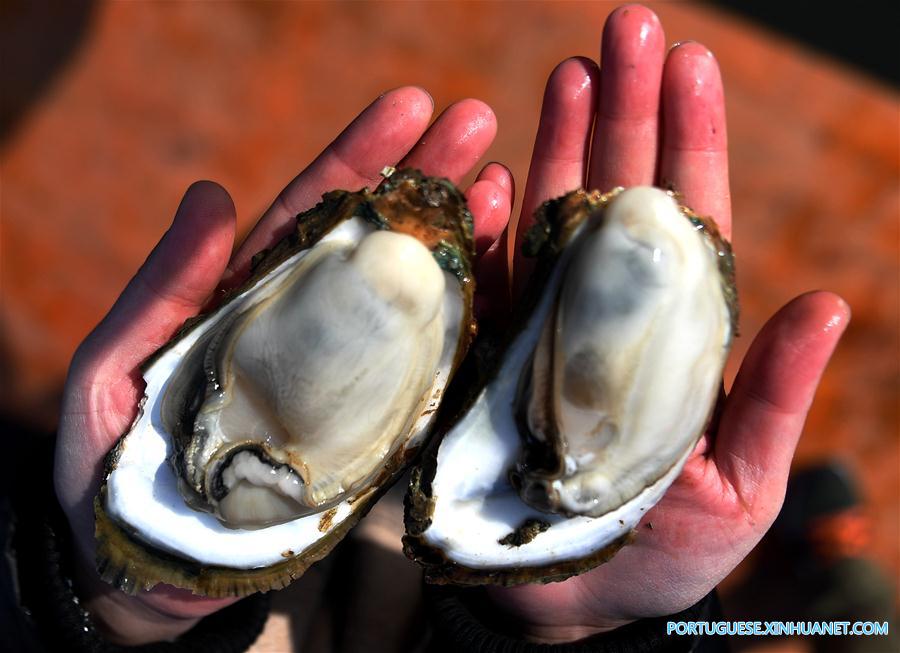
(95, 169, 476, 597)
(403, 187, 737, 586)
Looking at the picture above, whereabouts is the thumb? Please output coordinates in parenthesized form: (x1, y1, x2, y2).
(57, 180, 237, 561)
(75, 180, 236, 385)
(715, 291, 850, 524)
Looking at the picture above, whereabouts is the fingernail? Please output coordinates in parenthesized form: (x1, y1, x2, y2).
(419, 86, 435, 110)
(670, 39, 695, 51)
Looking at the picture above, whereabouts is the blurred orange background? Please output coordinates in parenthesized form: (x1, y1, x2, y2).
(1, 0, 897, 646)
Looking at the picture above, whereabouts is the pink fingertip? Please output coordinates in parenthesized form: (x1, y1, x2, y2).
(467, 179, 510, 255)
(550, 57, 598, 103)
(668, 46, 717, 111)
(477, 162, 514, 195)
(378, 85, 435, 117)
(607, 4, 663, 45)
(449, 98, 497, 146)
(601, 5, 665, 92)
(412, 85, 435, 110)
(811, 291, 851, 334)
(662, 43, 726, 154)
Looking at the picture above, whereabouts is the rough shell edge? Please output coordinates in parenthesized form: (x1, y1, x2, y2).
(96, 169, 476, 597)
(402, 186, 738, 585)
(96, 479, 380, 598)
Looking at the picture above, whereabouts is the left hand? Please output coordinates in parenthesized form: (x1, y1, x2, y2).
(54, 89, 511, 645)
(480, 5, 850, 643)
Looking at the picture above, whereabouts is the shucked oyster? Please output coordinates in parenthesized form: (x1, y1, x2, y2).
(95, 169, 475, 597)
(404, 186, 737, 585)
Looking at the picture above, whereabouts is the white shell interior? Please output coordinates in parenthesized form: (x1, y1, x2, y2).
(106, 217, 465, 568)
(421, 187, 729, 569)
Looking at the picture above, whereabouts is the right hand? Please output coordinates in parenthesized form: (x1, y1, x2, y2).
(482, 5, 850, 643)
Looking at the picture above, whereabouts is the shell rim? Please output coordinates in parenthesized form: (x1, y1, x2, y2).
(402, 186, 738, 585)
(95, 169, 477, 597)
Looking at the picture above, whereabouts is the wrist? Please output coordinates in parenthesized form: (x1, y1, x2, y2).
(71, 549, 199, 645)
(70, 533, 236, 645)
(483, 583, 634, 643)
(14, 434, 269, 651)
(513, 621, 635, 645)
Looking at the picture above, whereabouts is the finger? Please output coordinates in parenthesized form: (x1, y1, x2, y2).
(513, 56, 599, 295)
(467, 165, 513, 256)
(587, 4, 666, 192)
(474, 230, 511, 327)
(476, 160, 514, 197)
(397, 98, 497, 183)
(659, 42, 731, 238)
(467, 166, 514, 325)
(79, 181, 237, 382)
(226, 87, 434, 283)
(715, 291, 850, 521)
(470, 163, 514, 322)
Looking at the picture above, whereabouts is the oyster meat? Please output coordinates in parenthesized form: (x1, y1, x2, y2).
(96, 169, 475, 597)
(404, 186, 737, 585)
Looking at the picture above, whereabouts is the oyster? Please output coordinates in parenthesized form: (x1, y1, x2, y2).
(95, 169, 475, 597)
(404, 186, 737, 585)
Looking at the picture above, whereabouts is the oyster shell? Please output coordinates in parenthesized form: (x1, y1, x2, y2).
(404, 186, 737, 585)
(95, 169, 475, 597)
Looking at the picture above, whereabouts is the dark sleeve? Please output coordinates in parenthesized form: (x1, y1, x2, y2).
(2, 434, 271, 653)
(424, 583, 728, 653)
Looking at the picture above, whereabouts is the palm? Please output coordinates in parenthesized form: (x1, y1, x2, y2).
(483, 5, 849, 641)
(54, 90, 510, 644)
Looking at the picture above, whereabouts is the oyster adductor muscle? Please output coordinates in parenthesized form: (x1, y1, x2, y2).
(404, 186, 737, 585)
(95, 169, 475, 597)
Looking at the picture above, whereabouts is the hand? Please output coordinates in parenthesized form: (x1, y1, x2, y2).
(53, 88, 512, 645)
(482, 5, 850, 643)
